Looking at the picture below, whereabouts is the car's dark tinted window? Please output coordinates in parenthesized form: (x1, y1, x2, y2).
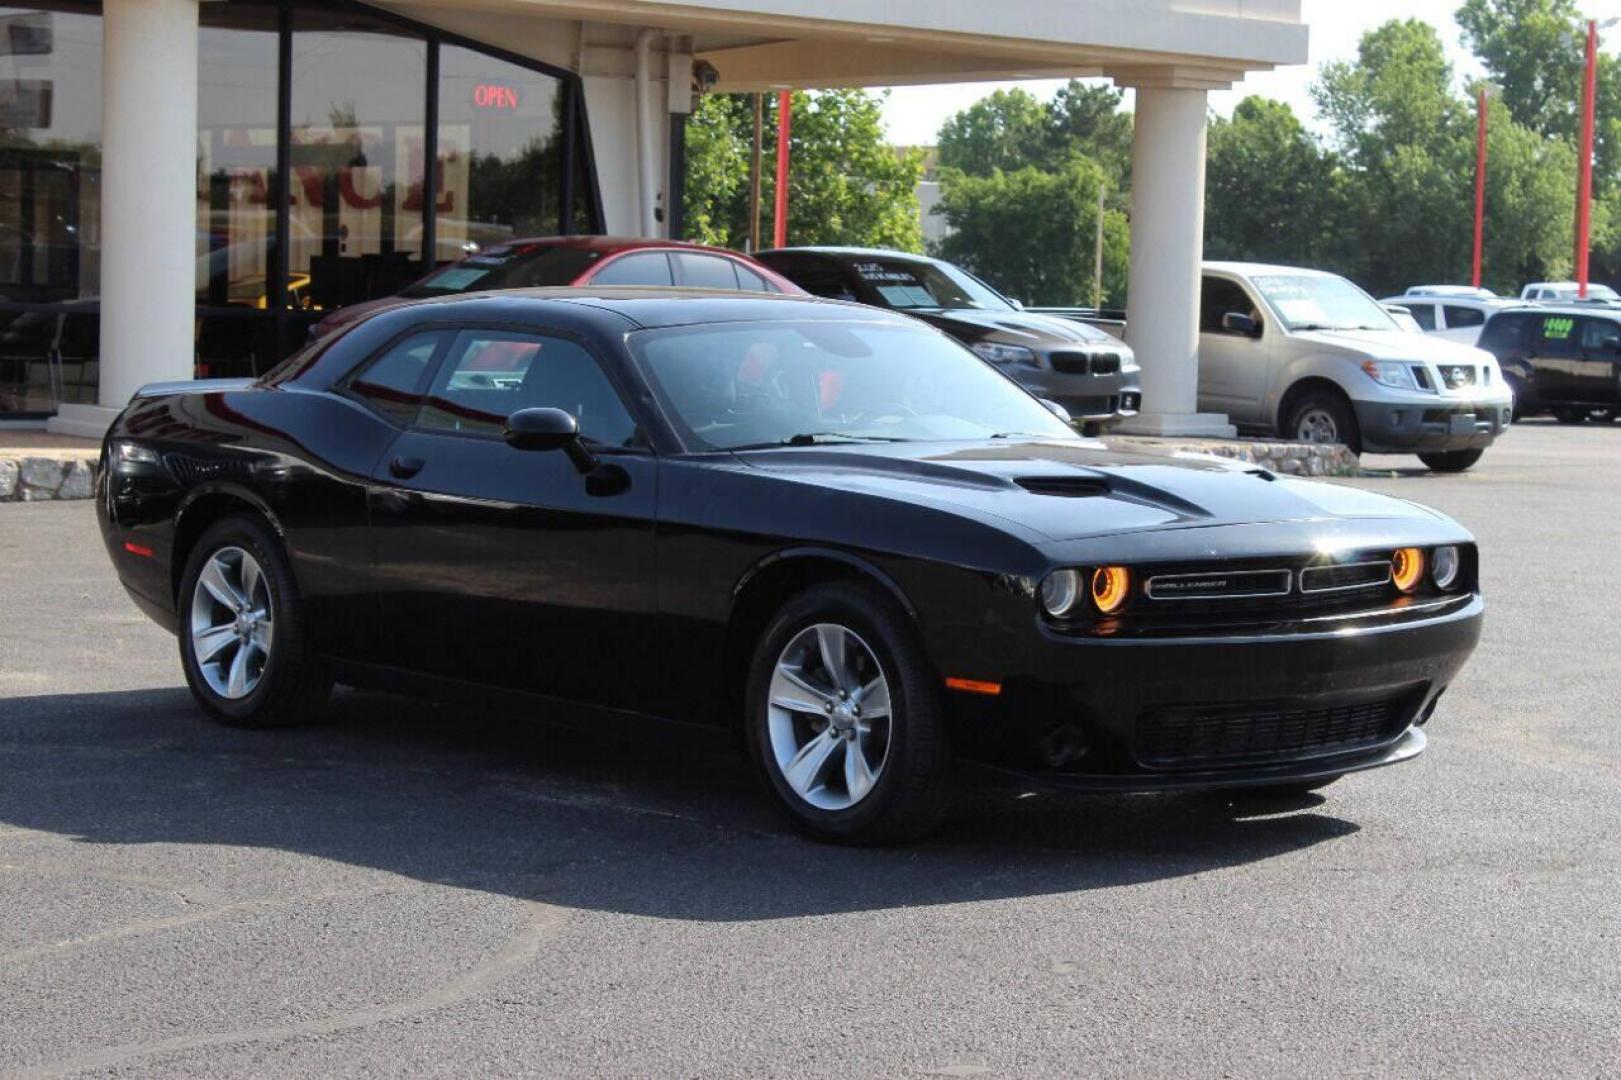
(1406, 304, 1437, 330)
(1579, 317, 1621, 351)
(399, 245, 599, 297)
(1478, 313, 1528, 351)
(673, 252, 741, 289)
(1444, 305, 1485, 329)
(419, 330, 639, 446)
(1530, 313, 1581, 356)
(762, 255, 855, 300)
(588, 251, 675, 287)
(1200, 276, 1258, 333)
(348, 332, 447, 424)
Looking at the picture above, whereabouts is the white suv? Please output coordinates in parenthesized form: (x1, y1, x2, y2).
(1380, 287, 1517, 346)
(1200, 263, 1513, 472)
(1521, 281, 1621, 303)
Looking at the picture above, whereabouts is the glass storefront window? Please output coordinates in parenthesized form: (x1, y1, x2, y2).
(289, 8, 427, 315)
(0, 0, 601, 417)
(438, 44, 564, 261)
(0, 2, 101, 414)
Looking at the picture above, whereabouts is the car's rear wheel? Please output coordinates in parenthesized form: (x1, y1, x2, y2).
(1553, 407, 1590, 424)
(178, 515, 331, 727)
(1285, 389, 1361, 453)
(1418, 448, 1484, 473)
(745, 582, 950, 844)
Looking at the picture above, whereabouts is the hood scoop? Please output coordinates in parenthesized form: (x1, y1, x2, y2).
(1015, 475, 1110, 498)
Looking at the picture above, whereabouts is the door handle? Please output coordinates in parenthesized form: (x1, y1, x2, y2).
(389, 455, 425, 479)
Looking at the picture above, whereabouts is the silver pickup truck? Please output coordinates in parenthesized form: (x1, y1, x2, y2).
(1035, 261, 1514, 472)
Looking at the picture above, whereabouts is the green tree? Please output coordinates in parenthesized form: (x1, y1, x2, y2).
(1456, 0, 1621, 188)
(1205, 96, 1349, 267)
(1045, 81, 1134, 184)
(933, 159, 1127, 307)
(935, 88, 1054, 176)
(682, 90, 923, 251)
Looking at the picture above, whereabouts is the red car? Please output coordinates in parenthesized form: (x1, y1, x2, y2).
(309, 235, 802, 339)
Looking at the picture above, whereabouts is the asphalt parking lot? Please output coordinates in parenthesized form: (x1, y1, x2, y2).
(2, 419, 1618, 1078)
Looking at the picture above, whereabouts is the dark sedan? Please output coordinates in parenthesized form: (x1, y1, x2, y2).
(756, 246, 1142, 430)
(97, 290, 1482, 843)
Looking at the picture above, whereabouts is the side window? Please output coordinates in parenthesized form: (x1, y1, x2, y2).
(1531, 314, 1580, 355)
(673, 252, 742, 289)
(733, 262, 774, 293)
(588, 251, 675, 287)
(1407, 304, 1437, 331)
(1200, 276, 1258, 334)
(1479, 314, 1527, 352)
(1443, 305, 1485, 330)
(420, 331, 640, 447)
(1579, 318, 1621, 352)
(346, 331, 447, 425)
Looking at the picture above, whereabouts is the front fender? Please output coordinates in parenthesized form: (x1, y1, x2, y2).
(1266, 350, 1365, 429)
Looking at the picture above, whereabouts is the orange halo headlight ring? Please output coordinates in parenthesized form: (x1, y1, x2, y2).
(1391, 547, 1425, 594)
(1090, 565, 1131, 614)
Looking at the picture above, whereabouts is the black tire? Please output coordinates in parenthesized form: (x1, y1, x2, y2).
(1553, 407, 1589, 425)
(1418, 448, 1484, 473)
(1284, 388, 1362, 453)
(744, 582, 951, 844)
(177, 514, 331, 728)
(1235, 775, 1343, 798)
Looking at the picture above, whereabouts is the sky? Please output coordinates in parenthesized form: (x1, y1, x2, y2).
(877, 0, 1621, 146)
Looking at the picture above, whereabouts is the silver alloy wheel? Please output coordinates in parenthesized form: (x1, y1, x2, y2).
(1296, 407, 1340, 444)
(766, 622, 892, 811)
(189, 545, 273, 700)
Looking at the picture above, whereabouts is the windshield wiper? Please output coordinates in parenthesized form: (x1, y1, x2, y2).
(729, 432, 911, 451)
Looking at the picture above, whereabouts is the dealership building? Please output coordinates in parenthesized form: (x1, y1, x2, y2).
(0, 0, 1306, 439)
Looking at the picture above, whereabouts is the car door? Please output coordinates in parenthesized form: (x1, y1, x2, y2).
(366, 326, 661, 713)
(1197, 274, 1272, 423)
(1525, 313, 1582, 404)
(1575, 316, 1621, 403)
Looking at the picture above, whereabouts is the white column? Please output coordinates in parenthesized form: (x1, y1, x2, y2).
(1114, 82, 1235, 438)
(50, 0, 198, 438)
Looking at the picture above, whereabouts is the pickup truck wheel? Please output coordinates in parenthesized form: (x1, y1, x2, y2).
(1285, 390, 1361, 453)
(1418, 449, 1484, 473)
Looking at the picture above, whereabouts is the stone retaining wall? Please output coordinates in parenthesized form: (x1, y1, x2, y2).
(1103, 436, 1360, 477)
(0, 457, 98, 502)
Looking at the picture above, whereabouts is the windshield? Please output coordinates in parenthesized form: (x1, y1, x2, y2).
(849, 259, 1011, 312)
(400, 244, 599, 298)
(629, 319, 1078, 451)
(1251, 273, 1396, 332)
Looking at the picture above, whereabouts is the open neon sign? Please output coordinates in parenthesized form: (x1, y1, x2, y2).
(473, 83, 521, 110)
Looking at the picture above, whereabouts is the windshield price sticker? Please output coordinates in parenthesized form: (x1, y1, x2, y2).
(1542, 316, 1575, 340)
(853, 261, 920, 283)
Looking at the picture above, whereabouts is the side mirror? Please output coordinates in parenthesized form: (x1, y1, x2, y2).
(504, 407, 596, 474)
(1040, 398, 1072, 424)
(1604, 335, 1621, 352)
(1009, 297, 1026, 311)
(1221, 311, 1259, 337)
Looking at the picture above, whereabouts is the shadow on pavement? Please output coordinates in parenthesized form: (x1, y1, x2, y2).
(0, 687, 1359, 921)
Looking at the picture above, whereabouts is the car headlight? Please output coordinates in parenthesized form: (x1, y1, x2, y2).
(1039, 569, 1082, 617)
(112, 440, 159, 466)
(971, 342, 1039, 367)
(1391, 547, 1425, 594)
(1361, 360, 1421, 390)
(1431, 545, 1461, 591)
(1090, 566, 1131, 614)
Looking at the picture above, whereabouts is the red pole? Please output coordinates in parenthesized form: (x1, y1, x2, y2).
(1473, 88, 1487, 289)
(1576, 19, 1598, 298)
(772, 90, 792, 249)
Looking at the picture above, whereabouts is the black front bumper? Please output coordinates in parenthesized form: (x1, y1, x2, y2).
(1354, 400, 1510, 453)
(948, 595, 1481, 792)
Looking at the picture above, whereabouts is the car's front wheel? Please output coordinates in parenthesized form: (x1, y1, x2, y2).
(1553, 407, 1590, 424)
(745, 583, 951, 844)
(178, 515, 331, 727)
(1418, 448, 1484, 473)
(1286, 389, 1361, 453)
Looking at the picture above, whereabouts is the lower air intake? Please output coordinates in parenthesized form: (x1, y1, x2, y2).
(1134, 694, 1413, 769)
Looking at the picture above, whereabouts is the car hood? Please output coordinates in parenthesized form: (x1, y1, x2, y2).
(733, 438, 1439, 543)
(1293, 327, 1492, 365)
(911, 309, 1124, 349)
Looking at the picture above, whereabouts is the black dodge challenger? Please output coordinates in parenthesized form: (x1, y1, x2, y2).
(96, 290, 1483, 843)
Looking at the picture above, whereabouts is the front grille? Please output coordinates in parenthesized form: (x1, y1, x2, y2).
(1049, 350, 1121, 376)
(1437, 364, 1477, 389)
(163, 453, 250, 485)
(1146, 569, 1291, 600)
(1135, 694, 1413, 769)
(1299, 560, 1391, 594)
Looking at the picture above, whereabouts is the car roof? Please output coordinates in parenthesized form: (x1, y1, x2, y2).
(1202, 260, 1341, 278)
(758, 246, 941, 265)
(1380, 293, 1511, 306)
(485, 235, 762, 258)
(1495, 303, 1621, 318)
(374, 287, 915, 330)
